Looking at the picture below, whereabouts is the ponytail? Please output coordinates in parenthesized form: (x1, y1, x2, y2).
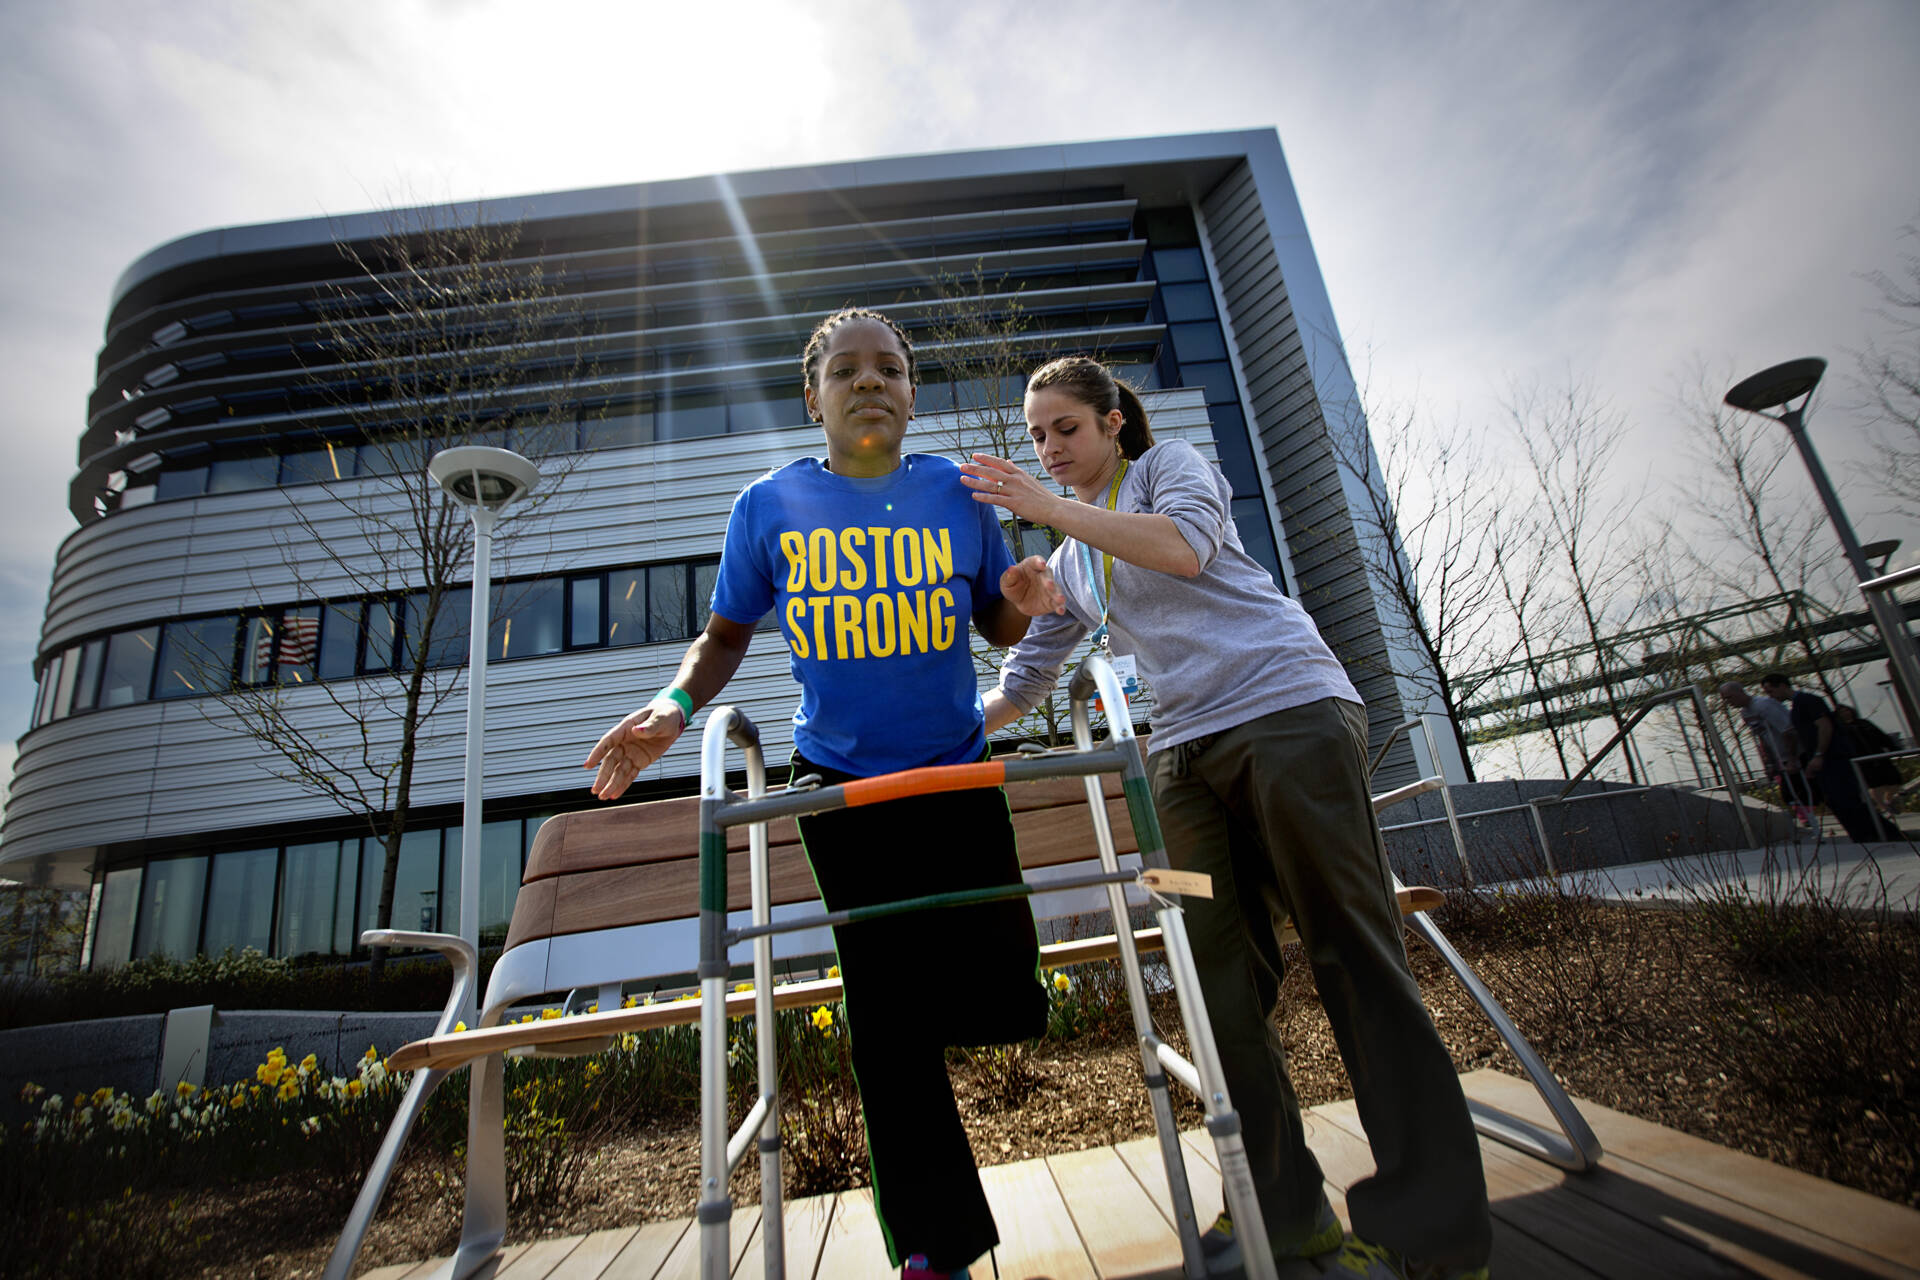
(1024, 355, 1156, 460)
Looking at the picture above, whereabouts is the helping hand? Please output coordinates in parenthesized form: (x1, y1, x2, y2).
(960, 453, 1058, 522)
(583, 701, 686, 800)
(1001, 555, 1067, 616)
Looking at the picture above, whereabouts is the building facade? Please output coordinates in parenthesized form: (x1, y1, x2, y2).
(2, 131, 1440, 967)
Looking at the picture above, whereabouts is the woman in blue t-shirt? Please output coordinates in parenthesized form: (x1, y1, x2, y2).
(583, 308, 1053, 1280)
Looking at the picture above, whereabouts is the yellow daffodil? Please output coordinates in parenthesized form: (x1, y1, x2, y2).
(539, 1007, 562, 1020)
(810, 1005, 834, 1033)
(346, 1079, 364, 1098)
(827, 965, 840, 979)
(734, 981, 753, 994)
(454, 1021, 467, 1033)
(175, 1081, 197, 1098)
(1053, 972, 1071, 992)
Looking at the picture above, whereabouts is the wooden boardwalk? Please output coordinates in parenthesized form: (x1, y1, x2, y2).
(362, 1070, 1920, 1279)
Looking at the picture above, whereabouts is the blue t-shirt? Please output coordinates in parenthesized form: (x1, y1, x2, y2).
(710, 454, 1014, 776)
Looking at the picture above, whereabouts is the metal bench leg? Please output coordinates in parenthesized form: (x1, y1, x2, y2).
(1405, 909, 1603, 1171)
(431, 1051, 509, 1279)
(323, 1065, 451, 1280)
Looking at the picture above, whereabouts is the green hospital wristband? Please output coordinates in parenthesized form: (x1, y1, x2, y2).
(656, 686, 694, 725)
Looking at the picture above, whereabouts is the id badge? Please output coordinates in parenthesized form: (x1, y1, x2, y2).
(1110, 651, 1141, 697)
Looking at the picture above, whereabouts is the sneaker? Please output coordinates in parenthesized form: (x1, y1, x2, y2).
(1204, 1197, 1344, 1273)
(1332, 1234, 1488, 1280)
(901, 1255, 968, 1280)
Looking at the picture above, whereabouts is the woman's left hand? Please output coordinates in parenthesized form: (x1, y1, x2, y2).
(961, 453, 1059, 523)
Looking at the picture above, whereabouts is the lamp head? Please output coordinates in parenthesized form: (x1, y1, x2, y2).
(1863, 538, 1901, 572)
(1724, 357, 1826, 415)
(428, 446, 540, 511)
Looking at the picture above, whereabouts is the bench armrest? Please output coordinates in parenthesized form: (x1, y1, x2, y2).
(360, 929, 478, 1038)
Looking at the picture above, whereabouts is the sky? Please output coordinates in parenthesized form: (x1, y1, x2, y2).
(2, 0, 1918, 801)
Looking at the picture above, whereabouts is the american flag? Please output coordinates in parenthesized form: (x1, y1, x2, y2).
(256, 612, 319, 671)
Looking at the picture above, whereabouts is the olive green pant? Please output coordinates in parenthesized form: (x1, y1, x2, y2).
(1149, 698, 1491, 1268)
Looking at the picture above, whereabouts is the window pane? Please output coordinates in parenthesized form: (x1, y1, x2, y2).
(134, 856, 208, 960)
(1151, 247, 1208, 282)
(202, 848, 276, 956)
(34, 653, 61, 727)
(649, 565, 689, 642)
(155, 464, 209, 501)
(568, 576, 602, 648)
(356, 439, 404, 477)
(280, 443, 348, 486)
(1169, 322, 1228, 364)
(1232, 498, 1285, 593)
(492, 579, 562, 660)
(693, 561, 720, 631)
(656, 395, 727, 441)
(207, 453, 279, 494)
(100, 627, 159, 706)
(279, 840, 351, 958)
(1159, 282, 1217, 322)
(72, 638, 106, 712)
(404, 588, 470, 669)
(1179, 361, 1242, 406)
(361, 600, 398, 673)
(92, 867, 142, 970)
(241, 616, 277, 686)
(1206, 404, 1262, 498)
(155, 616, 237, 699)
(440, 819, 523, 945)
(607, 569, 646, 647)
(580, 408, 653, 451)
(320, 602, 361, 680)
(358, 829, 443, 937)
(54, 646, 80, 720)
(276, 607, 320, 684)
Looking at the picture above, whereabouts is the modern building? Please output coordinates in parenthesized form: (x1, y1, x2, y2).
(1, 130, 1444, 968)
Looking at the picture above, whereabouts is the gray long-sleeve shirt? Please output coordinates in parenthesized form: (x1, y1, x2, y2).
(998, 439, 1360, 754)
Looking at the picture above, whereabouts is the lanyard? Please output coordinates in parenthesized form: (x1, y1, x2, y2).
(1077, 458, 1129, 647)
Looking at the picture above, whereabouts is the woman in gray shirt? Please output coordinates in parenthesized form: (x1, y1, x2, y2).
(966, 356, 1491, 1280)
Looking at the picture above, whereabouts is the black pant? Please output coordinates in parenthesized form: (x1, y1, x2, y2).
(794, 750, 1046, 1272)
(1808, 752, 1894, 843)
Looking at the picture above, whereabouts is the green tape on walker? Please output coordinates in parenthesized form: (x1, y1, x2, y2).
(1122, 775, 1166, 851)
(699, 830, 728, 913)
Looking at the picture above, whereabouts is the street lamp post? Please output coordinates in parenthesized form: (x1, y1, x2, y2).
(428, 445, 541, 1011)
(1724, 359, 1920, 742)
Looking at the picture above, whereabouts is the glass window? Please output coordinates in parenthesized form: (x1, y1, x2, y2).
(1205, 405, 1262, 498)
(359, 830, 443, 937)
(133, 855, 208, 960)
(656, 394, 727, 441)
(913, 380, 954, 413)
(693, 561, 720, 631)
(320, 602, 362, 680)
(1179, 360, 1242, 406)
(356, 439, 404, 477)
(1151, 247, 1208, 281)
(34, 653, 61, 727)
(492, 579, 562, 660)
(92, 867, 142, 970)
(207, 453, 279, 494)
(404, 588, 470, 669)
(1142, 208, 1199, 246)
(53, 646, 80, 720)
(1159, 282, 1217, 322)
(607, 568, 646, 647)
(202, 847, 276, 956)
(649, 565, 690, 642)
(567, 576, 602, 648)
(119, 480, 157, 509)
(280, 442, 349, 486)
(279, 840, 353, 958)
(361, 599, 399, 673)
(1169, 323, 1228, 364)
(155, 464, 209, 501)
(728, 392, 797, 435)
(71, 638, 106, 713)
(100, 627, 159, 706)
(440, 818, 524, 945)
(276, 607, 320, 684)
(155, 616, 238, 699)
(580, 408, 653, 451)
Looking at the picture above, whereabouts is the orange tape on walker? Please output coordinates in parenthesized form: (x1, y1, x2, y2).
(840, 760, 1008, 807)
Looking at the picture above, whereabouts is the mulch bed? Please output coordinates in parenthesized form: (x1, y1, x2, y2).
(40, 898, 1920, 1277)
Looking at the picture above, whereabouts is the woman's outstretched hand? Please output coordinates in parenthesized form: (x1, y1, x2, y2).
(1001, 555, 1067, 617)
(961, 453, 1061, 523)
(583, 701, 685, 800)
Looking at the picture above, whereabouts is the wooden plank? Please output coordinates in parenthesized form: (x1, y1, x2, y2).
(545, 1226, 642, 1280)
(1115, 1133, 1223, 1238)
(1451, 1074, 1920, 1274)
(731, 1191, 837, 1278)
(978, 1159, 1098, 1280)
(599, 1219, 693, 1279)
(499, 1235, 584, 1278)
(1317, 1099, 1747, 1279)
(651, 1202, 758, 1280)
(810, 1189, 894, 1279)
(1044, 1144, 1182, 1277)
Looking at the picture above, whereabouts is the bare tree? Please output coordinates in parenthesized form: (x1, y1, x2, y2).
(1671, 364, 1844, 700)
(209, 207, 593, 974)
(1326, 375, 1518, 781)
(1506, 379, 1648, 781)
(1858, 218, 1920, 520)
